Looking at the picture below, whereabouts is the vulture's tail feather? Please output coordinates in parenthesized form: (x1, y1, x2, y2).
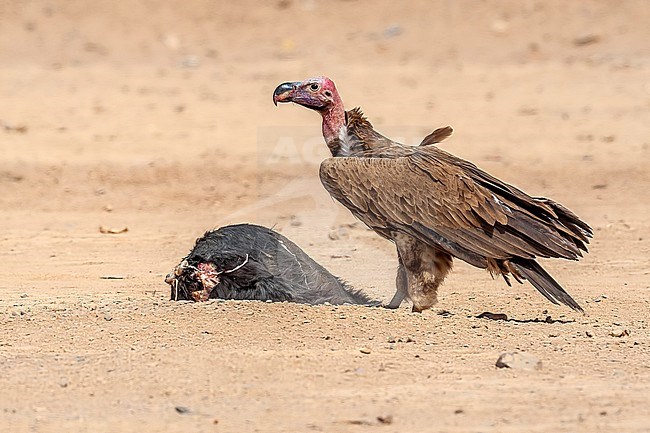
(511, 258, 584, 313)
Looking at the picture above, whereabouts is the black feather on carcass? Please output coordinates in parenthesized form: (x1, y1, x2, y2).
(165, 224, 379, 306)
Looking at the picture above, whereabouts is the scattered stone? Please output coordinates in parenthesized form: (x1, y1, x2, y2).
(0, 120, 28, 134)
(577, 134, 594, 142)
(84, 42, 108, 56)
(518, 106, 539, 116)
(175, 406, 190, 414)
(383, 25, 403, 38)
(359, 347, 371, 354)
(59, 378, 69, 388)
(99, 226, 128, 234)
(289, 215, 302, 227)
(12, 306, 29, 316)
(103, 311, 113, 321)
(490, 19, 509, 35)
(163, 34, 180, 50)
(328, 227, 349, 240)
(180, 55, 200, 68)
(609, 329, 629, 338)
(276, 0, 291, 10)
(495, 352, 542, 371)
(1, 171, 23, 182)
(477, 312, 508, 321)
(345, 419, 371, 426)
(387, 336, 414, 343)
(100, 275, 124, 280)
(573, 34, 601, 47)
(377, 415, 393, 424)
(19, 293, 28, 298)
(454, 408, 464, 414)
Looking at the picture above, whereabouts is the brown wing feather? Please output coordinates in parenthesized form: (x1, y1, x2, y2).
(319, 149, 590, 269)
(419, 126, 453, 146)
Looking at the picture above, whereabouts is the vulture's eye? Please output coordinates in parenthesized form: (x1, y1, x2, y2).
(309, 83, 320, 91)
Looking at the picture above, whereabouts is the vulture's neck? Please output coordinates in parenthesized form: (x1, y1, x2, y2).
(322, 106, 380, 157)
(321, 101, 347, 156)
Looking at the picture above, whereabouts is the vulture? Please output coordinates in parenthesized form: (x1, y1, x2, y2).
(165, 224, 379, 306)
(273, 76, 592, 313)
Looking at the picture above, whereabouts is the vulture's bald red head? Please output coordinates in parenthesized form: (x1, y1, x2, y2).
(273, 76, 341, 111)
(273, 76, 347, 145)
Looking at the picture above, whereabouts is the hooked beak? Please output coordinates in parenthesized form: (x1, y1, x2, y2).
(273, 81, 299, 106)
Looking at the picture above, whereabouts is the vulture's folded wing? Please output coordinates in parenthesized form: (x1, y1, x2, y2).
(320, 152, 590, 269)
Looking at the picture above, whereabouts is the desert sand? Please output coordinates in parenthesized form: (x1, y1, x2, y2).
(1, 1, 649, 432)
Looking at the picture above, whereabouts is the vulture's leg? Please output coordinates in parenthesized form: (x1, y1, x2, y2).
(395, 234, 453, 313)
(385, 260, 408, 309)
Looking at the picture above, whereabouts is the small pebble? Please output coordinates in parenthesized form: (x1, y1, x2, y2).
(289, 215, 302, 227)
(377, 414, 393, 424)
(496, 352, 542, 371)
(383, 25, 403, 38)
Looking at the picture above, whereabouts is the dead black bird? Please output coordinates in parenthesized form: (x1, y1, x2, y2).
(165, 224, 378, 306)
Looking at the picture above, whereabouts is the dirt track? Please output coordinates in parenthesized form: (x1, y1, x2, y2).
(1, 1, 649, 432)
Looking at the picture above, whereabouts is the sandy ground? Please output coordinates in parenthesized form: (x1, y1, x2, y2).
(1, 1, 649, 432)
